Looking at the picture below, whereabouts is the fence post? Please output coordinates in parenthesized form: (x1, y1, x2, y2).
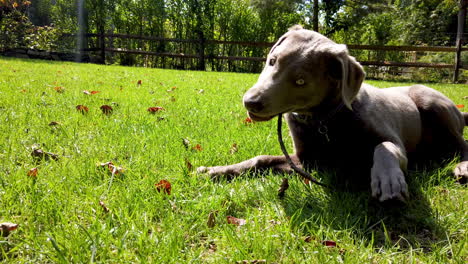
(198, 31, 206, 71)
(454, 0, 467, 83)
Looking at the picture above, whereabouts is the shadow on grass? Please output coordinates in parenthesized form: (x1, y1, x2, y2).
(279, 164, 457, 251)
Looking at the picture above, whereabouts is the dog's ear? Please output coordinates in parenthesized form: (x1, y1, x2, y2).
(328, 50, 365, 110)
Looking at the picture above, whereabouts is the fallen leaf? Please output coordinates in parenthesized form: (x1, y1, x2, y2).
(54, 86, 64, 93)
(100, 105, 113, 115)
(0, 222, 18, 237)
(170, 96, 176, 102)
(208, 242, 217, 253)
(48, 121, 60, 126)
(137, 80, 142, 85)
(226, 216, 246, 226)
(304, 178, 310, 185)
(207, 211, 217, 228)
(83, 90, 91, 95)
(322, 240, 337, 247)
(243, 117, 253, 124)
(456, 104, 464, 109)
(27, 167, 38, 177)
(185, 158, 193, 171)
(99, 201, 110, 213)
(229, 143, 238, 154)
(198, 89, 205, 94)
(155, 179, 171, 195)
(20, 89, 27, 93)
(236, 260, 266, 264)
(192, 144, 203, 152)
(182, 138, 190, 149)
(91, 90, 100, 94)
(76, 105, 89, 114)
(31, 149, 59, 161)
(304, 236, 315, 243)
(277, 178, 289, 198)
(97, 161, 124, 175)
(147, 107, 165, 113)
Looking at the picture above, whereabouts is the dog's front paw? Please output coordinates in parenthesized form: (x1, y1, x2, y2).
(454, 161, 468, 184)
(371, 169, 409, 202)
(196, 165, 239, 178)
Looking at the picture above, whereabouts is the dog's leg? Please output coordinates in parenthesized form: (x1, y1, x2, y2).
(197, 154, 301, 178)
(371, 142, 409, 202)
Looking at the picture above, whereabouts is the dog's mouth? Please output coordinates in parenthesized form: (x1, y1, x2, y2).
(247, 111, 275, 122)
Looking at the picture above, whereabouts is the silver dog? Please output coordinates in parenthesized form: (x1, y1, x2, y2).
(198, 26, 468, 202)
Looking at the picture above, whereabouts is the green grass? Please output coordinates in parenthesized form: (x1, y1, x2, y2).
(0, 56, 467, 263)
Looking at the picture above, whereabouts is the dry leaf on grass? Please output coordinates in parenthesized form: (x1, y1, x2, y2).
(31, 149, 59, 161)
(76, 105, 89, 114)
(185, 158, 193, 171)
(27, 167, 38, 177)
(100, 105, 113, 115)
(229, 143, 238, 154)
(226, 216, 246, 226)
(155, 180, 171, 195)
(192, 144, 203, 152)
(99, 201, 110, 213)
(207, 211, 218, 228)
(97, 161, 124, 175)
(277, 178, 289, 198)
(0, 222, 18, 237)
(147, 107, 165, 113)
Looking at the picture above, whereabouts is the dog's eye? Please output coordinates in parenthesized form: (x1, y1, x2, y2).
(269, 58, 276, 66)
(296, 79, 305, 86)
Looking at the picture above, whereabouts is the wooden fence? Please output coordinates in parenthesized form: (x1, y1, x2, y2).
(64, 33, 467, 82)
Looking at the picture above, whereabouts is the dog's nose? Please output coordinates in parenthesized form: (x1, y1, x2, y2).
(244, 99, 264, 113)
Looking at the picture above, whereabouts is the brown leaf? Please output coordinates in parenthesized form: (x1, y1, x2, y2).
(20, 89, 27, 93)
(100, 105, 113, 115)
(137, 80, 142, 85)
(277, 178, 289, 198)
(456, 104, 464, 109)
(207, 211, 217, 228)
(192, 144, 203, 152)
(27, 167, 38, 177)
(322, 240, 337, 247)
(155, 179, 171, 195)
(31, 149, 59, 161)
(229, 143, 238, 154)
(226, 216, 246, 226)
(91, 90, 100, 94)
(48, 121, 60, 126)
(170, 96, 176, 102)
(0, 222, 18, 237)
(99, 201, 110, 213)
(97, 161, 124, 175)
(54, 86, 64, 93)
(76, 105, 89, 114)
(304, 178, 310, 185)
(185, 158, 193, 171)
(147, 107, 165, 113)
(243, 117, 253, 124)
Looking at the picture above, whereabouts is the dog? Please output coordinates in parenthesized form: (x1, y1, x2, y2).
(198, 25, 468, 202)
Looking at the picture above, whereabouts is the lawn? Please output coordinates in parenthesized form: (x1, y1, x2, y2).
(0, 57, 467, 263)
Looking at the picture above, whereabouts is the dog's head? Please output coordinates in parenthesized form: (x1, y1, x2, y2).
(243, 25, 365, 121)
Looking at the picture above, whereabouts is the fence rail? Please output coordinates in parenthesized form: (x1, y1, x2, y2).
(35, 33, 468, 81)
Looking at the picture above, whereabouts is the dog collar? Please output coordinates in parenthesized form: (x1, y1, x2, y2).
(291, 102, 345, 142)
